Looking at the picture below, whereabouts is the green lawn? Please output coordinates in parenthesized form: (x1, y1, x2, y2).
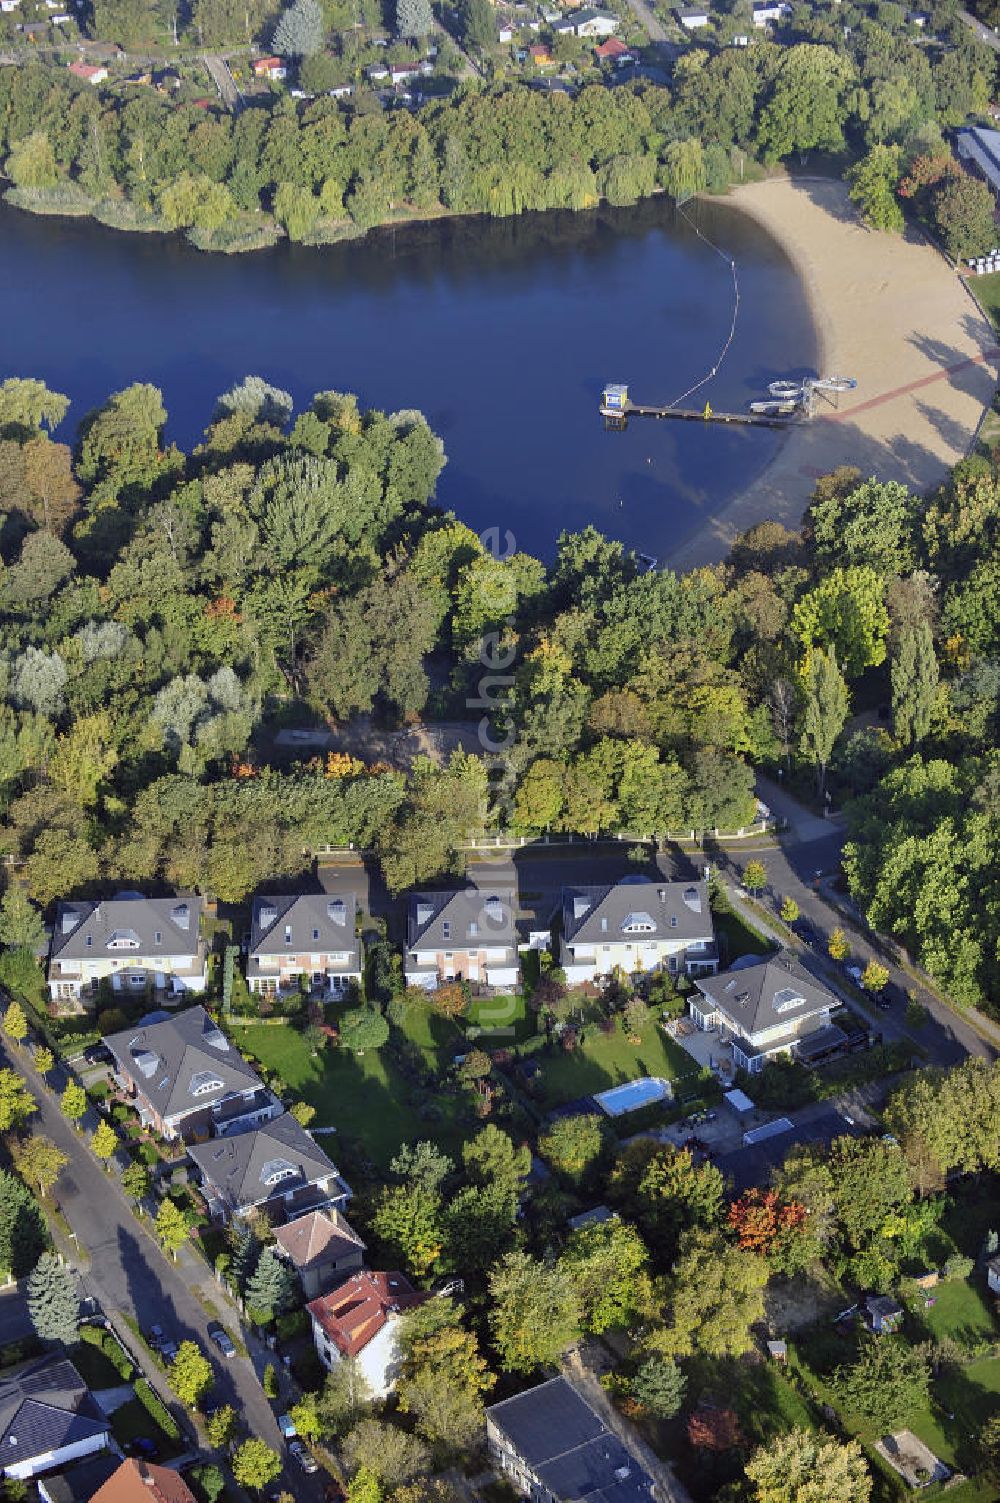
(467, 993, 536, 1042)
(909, 1277, 997, 1352)
(972, 270, 1000, 333)
(713, 907, 771, 965)
(71, 1342, 125, 1390)
(230, 1020, 466, 1168)
(532, 1012, 705, 1108)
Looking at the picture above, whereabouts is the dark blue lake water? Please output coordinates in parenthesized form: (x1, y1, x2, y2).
(0, 194, 816, 562)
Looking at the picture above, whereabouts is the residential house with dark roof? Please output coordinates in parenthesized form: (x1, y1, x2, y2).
(273, 1206, 366, 1299)
(104, 1005, 280, 1143)
(49, 894, 207, 1007)
(246, 894, 362, 999)
(37, 1453, 121, 1503)
(307, 1271, 428, 1396)
(404, 889, 519, 992)
(0, 1356, 111, 1482)
(187, 1112, 349, 1223)
(689, 953, 841, 1074)
(486, 1375, 656, 1503)
(559, 878, 717, 986)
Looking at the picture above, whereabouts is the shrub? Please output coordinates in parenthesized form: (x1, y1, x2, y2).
(275, 1309, 309, 1340)
(134, 1378, 181, 1440)
(79, 1323, 134, 1381)
(943, 1254, 974, 1281)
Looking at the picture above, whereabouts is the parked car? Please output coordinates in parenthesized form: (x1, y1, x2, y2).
(845, 965, 864, 985)
(146, 1325, 165, 1350)
(209, 1326, 236, 1358)
(126, 1437, 159, 1459)
(289, 1440, 318, 1474)
(278, 1413, 297, 1439)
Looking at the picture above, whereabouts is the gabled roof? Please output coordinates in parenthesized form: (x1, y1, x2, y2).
(51, 894, 202, 963)
(487, 1376, 655, 1503)
(249, 894, 359, 960)
(0, 1356, 109, 1473)
(562, 878, 713, 947)
(37, 1451, 120, 1503)
(694, 953, 836, 1038)
(407, 889, 516, 952)
(188, 1113, 338, 1209)
(273, 1207, 366, 1273)
(104, 1006, 263, 1122)
(595, 36, 631, 55)
(307, 1271, 427, 1357)
(90, 1459, 198, 1503)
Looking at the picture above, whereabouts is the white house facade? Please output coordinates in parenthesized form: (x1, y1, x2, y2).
(307, 1271, 428, 1397)
(404, 889, 519, 992)
(689, 954, 842, 1073)
(48, 895, 207, 1005)
(559, 878, 717, 986)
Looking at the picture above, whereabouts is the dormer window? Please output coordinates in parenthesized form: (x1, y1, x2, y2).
(190, 1071, 225, 1097)
(621, 913, 655, 934)
(773, 987, 806, 1014)
(261, 1158, 299, 1188)
(107, 929, 141, 950)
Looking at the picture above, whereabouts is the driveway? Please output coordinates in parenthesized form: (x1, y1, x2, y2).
(0, 1040, 326, 1502)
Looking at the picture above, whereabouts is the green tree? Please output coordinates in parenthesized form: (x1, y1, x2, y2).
(2, 1003, 27, 1049)
(371, 1183, 444, 1279)
(558, 1217, 653, 1333)
(192, 1464, 226, 1503)
(396, 1299, 494, 1449)
(0, 378, 69, 439)
(861, 959, 889, 995)
(169, 1340, 214, 1408)
(339, 1006, 389, 1053)
(91, 1120, 118, 1167)
(342, 1419, 430, 1488)
(317, 1355, 371, 1438)
(538, 1114, 605, 1183)
(289, 1100, 316, 1127)
(833, 1338, 930, 1431)
(348, 1468, 383, 1503)
(206, 1403, 238, 1447)
(933, 170, 997, 259)
(651, 1231, 767, 1359)
(0, 1071, 35, 1134)
(262, 1362, 279, 1398)
(245, 1247, 298, 1320)
(828, 927, 849, 961)
(10, 1133, 66, 1199)
(272, 0, 324, 54)
(59, 1082, 87, 1129)
(793, 569, 890, 678)
(26, 1252, 78, 1345)
(288, 1392, 322, 1441)
(800, 647, 850, 799)
(396, 0, 432, 36)
(757, 45, 853, 160)
(891, 624, 938, 747)
(121, 1161, 151, 1210)
(5, 131, 58, 189)
(488, 1251, 580, 1373)
(156, 1198, 190, 1260)
(231, 1438, 282, 1492)
(630, 1356, 686, 1418)
(847, 144, 904, 232)
(745, 1428, 871, 1503)
(0, 1170, 46, 1278)
(611, 1141, 723, 1261)
(780, 896, 800, 924)
(32, 1046, 53, 1078)
(744, 859, 767, 896)
(0, 889, 45, 952)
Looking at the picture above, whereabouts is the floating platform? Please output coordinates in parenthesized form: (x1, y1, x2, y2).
(599, 397, 798, 430)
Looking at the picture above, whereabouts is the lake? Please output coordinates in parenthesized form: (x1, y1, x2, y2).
(0, 194, 816, 562)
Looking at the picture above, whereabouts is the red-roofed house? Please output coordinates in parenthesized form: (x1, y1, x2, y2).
(89, 1458, 198, 1503)
(307, 1271, 428, 1396)
(252, 55, 286, 79)
(68, 61, 108, 83)
(594, 35, 633, 60)
(528, 41, 554, 64)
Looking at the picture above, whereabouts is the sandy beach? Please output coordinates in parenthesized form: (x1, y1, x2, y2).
(669, 175, 1000, 569)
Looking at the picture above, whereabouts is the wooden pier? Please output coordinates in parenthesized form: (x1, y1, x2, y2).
(600, 400, 798, 430)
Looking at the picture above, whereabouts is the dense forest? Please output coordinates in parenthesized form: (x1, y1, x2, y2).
(0, 0, 995, 249)
(0, 372, 995, 1010)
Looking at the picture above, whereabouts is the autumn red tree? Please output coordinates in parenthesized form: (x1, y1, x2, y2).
(687, 1407, 744, 1451)
(728, 1188, 807, 1255)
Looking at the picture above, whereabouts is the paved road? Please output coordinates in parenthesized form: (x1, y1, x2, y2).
(960, 8, 1000, 49)
(0, 1040, 325, 1502)
(620, 0, 668, 42)
(703, 776, 997, 1069)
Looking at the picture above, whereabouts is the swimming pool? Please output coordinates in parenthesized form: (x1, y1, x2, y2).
(594, 1077, 673, 1117)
